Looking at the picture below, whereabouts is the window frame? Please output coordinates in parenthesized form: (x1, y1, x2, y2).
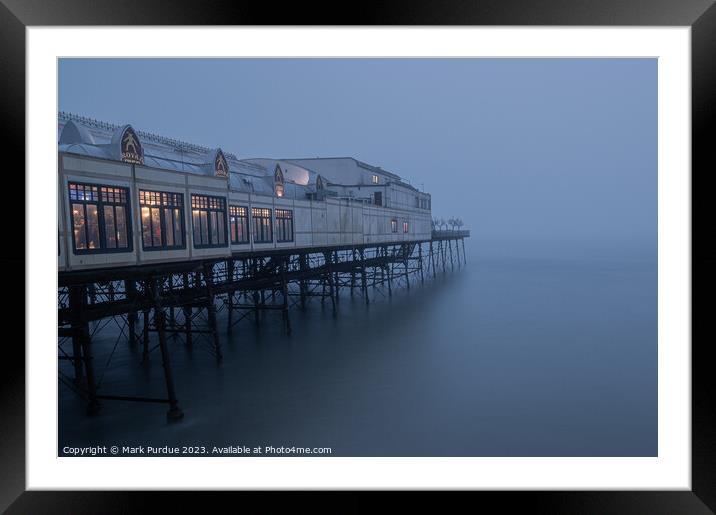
(391, 218, 398, 233)
(138, 189, 186, 252)
(251, 207, 273, 244)
(275, 208, 294, 243)
(191, 194, 228, 249)
(229, 205, 250, 245)
(68, 181, 133, 255)
(403, 220, 409, 233)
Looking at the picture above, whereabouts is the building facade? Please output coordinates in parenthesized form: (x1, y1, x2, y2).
(57, 112, 433, 272)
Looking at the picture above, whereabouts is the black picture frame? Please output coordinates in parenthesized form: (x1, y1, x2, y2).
(3, 1, 714, 512)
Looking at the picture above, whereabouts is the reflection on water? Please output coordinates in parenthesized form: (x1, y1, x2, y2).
(58, 238, 657, 457)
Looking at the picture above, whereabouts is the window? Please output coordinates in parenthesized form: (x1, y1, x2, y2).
(229, 205, 249, 244)
(391, 219, 398, 233)
(403, 221, 409, 233)
(69, 182, 132, 254)
(275, 209, 294, 242)
(372, 174, 379, 184)
(374, 191, 382, 206)
(416, 196, 420, 208)
(191, 194, 227, 248)
(139, 190, 185, 251)
(252, 207, 273, 243)
(275, 183, 285, 198)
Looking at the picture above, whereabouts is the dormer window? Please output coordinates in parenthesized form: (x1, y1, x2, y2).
(274, 164, 285, 197)
(372, 174, 379, 184)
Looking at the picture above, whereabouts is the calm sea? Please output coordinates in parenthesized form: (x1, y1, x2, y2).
(58, 237, 657, 457)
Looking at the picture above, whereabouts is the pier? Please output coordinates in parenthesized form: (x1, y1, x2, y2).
(58, 231, 469, 420)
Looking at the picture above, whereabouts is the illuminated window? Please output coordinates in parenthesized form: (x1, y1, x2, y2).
(391, 219, 398, 233)
(68, 182, 132, 254)
(275, 209, 294, 242)
(252, 207, 273, 243)
(139, 190, 185, 251)
(275, 183, 284, 197)
(191, 194, 227, 248)
(372, 175, 379, 184)
(229, 205, 249, 244)
(403, 221, 409, 233)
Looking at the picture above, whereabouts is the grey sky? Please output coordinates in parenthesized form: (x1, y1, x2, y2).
(59, 58, 657, 242)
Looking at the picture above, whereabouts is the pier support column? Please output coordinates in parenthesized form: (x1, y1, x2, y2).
(324, 252, 337, 317)
(203, 263, 223, 364)
(403, 244, 410, 291)
(333, 250, 340, 304)
(386, 247, 393, 297)
(462, 237, 467, 265)
(299, 253, 308, 310)
(359, 248, 369, 306)
(281, 258, 292, 335)
(418, 243, 425, 285)
(252, 259, 261, 326)
(149, 277, 183, 422)
(430, 241, 436, 279)
(69, 285, 100, 414)
(126, 280, 138, 345)
(182, 273, 192, 346)
(227, 260, 235, 333)
(68, 286, 85, 386)
(142, 305, 150, 362)
(449, 239, 455, 271)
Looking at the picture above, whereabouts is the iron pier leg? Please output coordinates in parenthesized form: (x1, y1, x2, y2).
(69, 285, 100, 414)
(462, 238, 467, 265)
(252, 259, 261, 326)
(126, 280, 137, 346)
(68, 285, 85, 386)
(227, 260, 235, 333)
(142, 306, 150, 362)
(359, 248, 369, 306)
(299, 253, 308, 310)
(333, 251, 340, 304)
(253, 291, 261, 326)
(403, 244, 410, 291)
(79, 322, 100, 415)
(386, 248, 393, 297)
(325, 252, 337, 317)
(183, 273, 192, 347)
(449, 238, 455, 271)
(430, 241, 436, 279)
(418, 243, 425, 284)
(203, 263, 223, 363)
(281, 259, 292, 335)
(455, 239, 461, 269)
(350, 250, 357, 297)
(149, 277, 184, 421)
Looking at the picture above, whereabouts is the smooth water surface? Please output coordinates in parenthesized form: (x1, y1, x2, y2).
(59, 237, 657, 456)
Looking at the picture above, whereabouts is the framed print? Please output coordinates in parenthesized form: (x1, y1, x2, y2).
(4, 0, 715, 512)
